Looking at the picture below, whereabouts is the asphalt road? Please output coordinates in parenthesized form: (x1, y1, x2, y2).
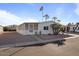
(0, 37, 79, 56)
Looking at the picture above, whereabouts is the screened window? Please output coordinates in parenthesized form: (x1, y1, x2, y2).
(25, 24, 28, 30)
(34, 24, 38, 30)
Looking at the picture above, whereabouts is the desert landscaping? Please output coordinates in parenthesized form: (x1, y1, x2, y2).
(0, 31, 79, 56)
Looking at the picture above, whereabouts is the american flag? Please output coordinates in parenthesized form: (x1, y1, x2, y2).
(39, 6, 43, 11)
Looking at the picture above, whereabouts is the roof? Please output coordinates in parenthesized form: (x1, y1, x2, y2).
(38, 20, 54, 24)
(19, 20, 54, 26)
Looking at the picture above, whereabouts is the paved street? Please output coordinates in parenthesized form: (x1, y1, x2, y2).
(0, 37, 79, 56)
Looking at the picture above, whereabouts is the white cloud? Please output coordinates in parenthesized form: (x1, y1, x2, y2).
(74, 4, 79, 16)
(0, 10, 22, 26)
(18, 18, 39, 24)
(0, 10, 38, 26)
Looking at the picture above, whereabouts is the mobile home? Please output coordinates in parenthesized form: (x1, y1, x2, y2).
(16, 21, 54, 35)
(0, 25, 3, 34)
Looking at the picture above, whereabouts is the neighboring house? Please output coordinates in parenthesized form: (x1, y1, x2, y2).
(68, 23, 79, 32)
(4, 25, 17, 31)
(7, 25, 17, 31)
(16, 21, 54, 35)
(0, 25, 3, 34)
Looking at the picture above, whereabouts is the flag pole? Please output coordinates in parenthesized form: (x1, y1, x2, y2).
(42, 9, 43, 21)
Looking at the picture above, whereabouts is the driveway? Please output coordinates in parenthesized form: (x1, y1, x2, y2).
(0, 31, 38, 46)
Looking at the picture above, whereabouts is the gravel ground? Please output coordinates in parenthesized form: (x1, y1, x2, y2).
(0, 31, 68, 46)
(0, 32, 79, 56)
(36, 34, 71, 40)
(0, 31, 38, 46)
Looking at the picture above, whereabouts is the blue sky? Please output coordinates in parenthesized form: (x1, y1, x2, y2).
(0, 3, 79, 26)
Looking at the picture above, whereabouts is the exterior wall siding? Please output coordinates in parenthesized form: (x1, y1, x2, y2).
(75, 30, 79, 32)
(16, 21, 54, 35)
(0, 26, 3, 34)
(38, 21, 53, 34)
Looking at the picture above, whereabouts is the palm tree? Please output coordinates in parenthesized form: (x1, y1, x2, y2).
(57, 20, 61, 22)
(52, 17, 57, 22)
(39, 6, 44, 21)
(52, 17, 61, 23)
(43, 14, 49, 21)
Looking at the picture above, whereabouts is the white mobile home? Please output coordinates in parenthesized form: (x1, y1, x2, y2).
(16, 21, 54, 35)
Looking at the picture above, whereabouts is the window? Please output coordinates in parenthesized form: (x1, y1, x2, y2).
(43, 26, 48, 30)
(34, 24, 38, 30)
(29, 24, 33, 32)
(78, 27, 79, 30)
(25, 24, 28, 30)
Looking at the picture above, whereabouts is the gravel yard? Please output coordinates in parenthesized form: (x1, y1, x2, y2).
(0, 31, 38, 46)
(0, 31, 70, 47)
(36, 34, 71, 40)
(0, 32, 79, 56)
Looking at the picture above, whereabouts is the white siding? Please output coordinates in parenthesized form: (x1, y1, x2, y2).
(0, 26, 3, 34)
(19, 30, 38, 35)
(38, 21, 53, 34)
(17, 21, 54, 35)
(69, 27, 74, 32)
(17, 23, 38, 35)
(75, 30, 79, 32)
(16, 24, 25, 35)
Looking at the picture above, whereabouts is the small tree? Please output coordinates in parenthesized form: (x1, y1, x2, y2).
(51, 23, 62, 35)
(60, 26, 66, 34)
